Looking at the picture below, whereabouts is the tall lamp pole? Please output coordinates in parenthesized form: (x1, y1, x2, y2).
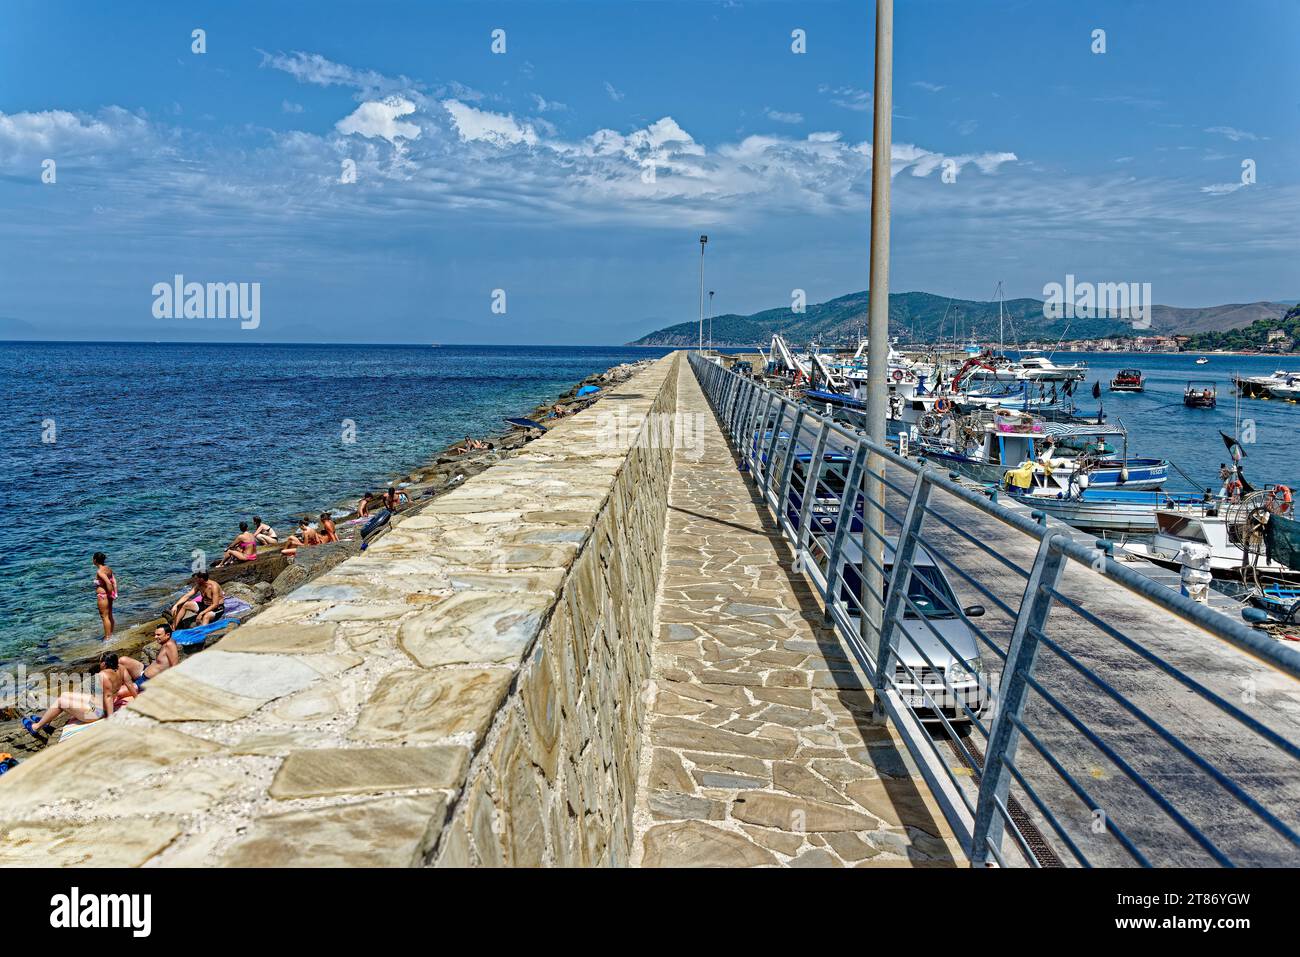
(865, 0, 893, 709)
(698, 235, 708, 351)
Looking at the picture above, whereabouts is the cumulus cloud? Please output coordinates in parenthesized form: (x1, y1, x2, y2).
(443, 99, 538, 147)
(0, 106, 148, 158)
(336, 97, 420, 143)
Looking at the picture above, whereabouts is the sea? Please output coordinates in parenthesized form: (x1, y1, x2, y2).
(0, 342, 671, 666)
(1, 343, 1296, 667)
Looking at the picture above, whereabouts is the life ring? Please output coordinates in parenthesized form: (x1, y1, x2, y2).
(892, 369, 904, 382)
(1271, 484, 1293, 515)
(934, 397, 952, 414)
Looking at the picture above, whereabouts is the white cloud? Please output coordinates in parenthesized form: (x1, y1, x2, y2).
(1201, 182, 1245, 195)
(442, 99, 538, 147)
(912, 81, 945, 93)
(765, 108, 804, 124)
(336, 97, 420, 143)
(281, 100, 304, 114)
(530, 94, 567, 114)
(1204, 126, 1259, 142)
(603, 81, 625, 102)
(820, 85, 871, 111)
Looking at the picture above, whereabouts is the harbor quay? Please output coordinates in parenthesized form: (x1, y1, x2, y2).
(1, 353, 1297, 867)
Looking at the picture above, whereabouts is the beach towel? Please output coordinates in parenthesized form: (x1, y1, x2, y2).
(223, 596, 253, 616)
(173, 618, 239, 647)
(58, 719, 104, 743)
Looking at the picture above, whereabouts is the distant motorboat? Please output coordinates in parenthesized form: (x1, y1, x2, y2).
(1109, 369, 1145, 392)
(1195, 356, 1209, 364)
(1183, 381, 1217, 408)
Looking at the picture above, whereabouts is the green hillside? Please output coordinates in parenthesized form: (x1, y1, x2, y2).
(1181, 304, 1300, 352)
(631, 290, 1136, 347)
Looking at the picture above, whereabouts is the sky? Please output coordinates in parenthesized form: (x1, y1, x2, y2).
(1, 0, 1297, 344)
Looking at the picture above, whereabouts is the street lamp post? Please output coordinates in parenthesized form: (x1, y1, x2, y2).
(698, 235, 708, 352)
(865, 0, 893, 718)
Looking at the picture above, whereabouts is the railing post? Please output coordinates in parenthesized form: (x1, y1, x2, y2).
(795, 422, 831, 556)
(822, 443, 869, 620)
(775, 407, 807, 529)
(970, 531, 1067, 866)
(872, 467, 933, 722)
(761, 399, 786, 496)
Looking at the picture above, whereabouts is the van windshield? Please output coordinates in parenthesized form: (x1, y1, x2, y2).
(885, 565, 960, 619)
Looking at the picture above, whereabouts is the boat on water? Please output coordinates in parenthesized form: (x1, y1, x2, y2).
(1109, 369, 1145, 392)
(1233, 369, 1300, 400)
(1121, 493, 1300, 583)
(1183, 381, 1217, 408)
(914, 417, 1169, 490)
(1010, 485, 1214, 533)
(1196, 357, 1210, 365)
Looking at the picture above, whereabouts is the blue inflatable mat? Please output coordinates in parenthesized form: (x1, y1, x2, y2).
(173, 618, 239, 647)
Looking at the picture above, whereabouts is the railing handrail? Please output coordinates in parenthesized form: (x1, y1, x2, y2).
(688, 352, 1300, 868)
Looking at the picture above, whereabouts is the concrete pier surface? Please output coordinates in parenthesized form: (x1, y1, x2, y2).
(632, 360, 961, 867)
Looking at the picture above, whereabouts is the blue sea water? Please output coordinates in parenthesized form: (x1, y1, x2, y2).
(1024, 352, 1299, 495)
(0, 342, 670, 665)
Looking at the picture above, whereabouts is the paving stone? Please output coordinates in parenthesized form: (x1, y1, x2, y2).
(0, 818, 183, 867)
(730, 791, 877, 833)
(398, 591, 553, 667)
(220, 794, 447, 867)
(351, 667, 514, 747)
(216, 622, 338, 654)
(269, 746, 469, 799)
(0, 723, 218, 811)
(127, 669, 267, 722)
(641, 821, 777, 867)
(845, 778, 953, 837)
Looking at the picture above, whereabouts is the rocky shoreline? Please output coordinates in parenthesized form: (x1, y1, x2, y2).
(0, 359, 652, 756)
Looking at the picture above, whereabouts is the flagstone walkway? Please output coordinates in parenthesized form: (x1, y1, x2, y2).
(631, 362, 965, 867)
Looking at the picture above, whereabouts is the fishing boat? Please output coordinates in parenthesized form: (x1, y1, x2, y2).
(915, 418, 1168, 490)
(1251, 584, 1300, 623)
(1183, 381, 1217, 408)
(1109, 369, 1145, 392)
(1121, 495, 1300, 583)
(1010, 485, 1214, 533)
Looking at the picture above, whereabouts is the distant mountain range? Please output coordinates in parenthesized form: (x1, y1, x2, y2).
(629, 291, 1300, 347)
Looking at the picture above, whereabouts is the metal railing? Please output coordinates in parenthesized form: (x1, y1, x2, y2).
(689, 353, 1300, 867)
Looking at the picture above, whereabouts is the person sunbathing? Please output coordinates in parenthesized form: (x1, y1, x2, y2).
(252, 515, 278, 545)
(319, 512, 338, 543)
(169, 571, 225, 630)
(281, 519, 322, 558)
(119, 624, 180, 690)
(217, 522, 258, 566)
(22, 653, 132, 737)
(357, 493, 372, 517)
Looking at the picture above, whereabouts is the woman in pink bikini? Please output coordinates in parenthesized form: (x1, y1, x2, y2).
(93, 552, 117, 640)
(217, 522, 258, 566)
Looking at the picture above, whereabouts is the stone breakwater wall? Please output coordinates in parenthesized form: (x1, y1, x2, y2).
(0, 352, 681, 868)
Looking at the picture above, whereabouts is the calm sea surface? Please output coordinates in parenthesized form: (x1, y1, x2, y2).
(0, 342, 670, 665)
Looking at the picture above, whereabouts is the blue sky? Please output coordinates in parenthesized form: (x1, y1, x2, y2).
(1, 0, 1297, 344)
